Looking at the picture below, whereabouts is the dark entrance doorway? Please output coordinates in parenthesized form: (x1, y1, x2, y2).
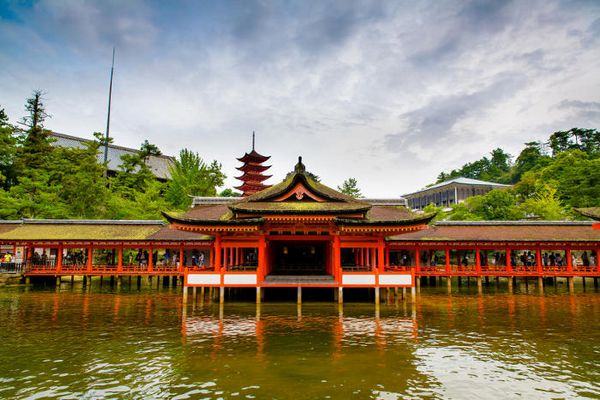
(270, 241, 327, 275)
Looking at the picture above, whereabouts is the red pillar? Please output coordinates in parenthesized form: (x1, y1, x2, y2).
(506, 247, 512, 274)
(536, 245, 543, 275)
(333, 235, 341, 282)
(445, 248, 451, 274)
(258, 236, 267, 282)
(378, 239, 385, 273)
(566, 247, 573, 274)
(148, 246, 153, 273)
(415, 246, 421, 274)
(56, 244, 63, 274)
(178, 246, 184, 273)
(117, 247, 123, 273)
(214, 235, 222, 272)
(87, 245, 93, 273)
(475, 246, 481, 275)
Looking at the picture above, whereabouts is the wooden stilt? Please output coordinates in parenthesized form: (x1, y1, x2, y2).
(70, 275, 74, 285)
(447, 277, 452, 293)
(538, 276, 544, 294)
(297, 287, 302, 305)
(416, 278, 421, 293)
(402, 287, 407, 300)
(338, 287, 343, 304)
(182, 286, 188, 304)
(374, 287, 380, 304)
(56, 276, 61, 286)
(508, 276, 513, 293)
(477, 276, 482, 294)
(200, 287, 205, 301)
(192, 287, 197, 301)
(410, 285, 416, 301)
(256, 287, 261, 304)
(219, 286, 225, 304)
(582, 277, 586, 290)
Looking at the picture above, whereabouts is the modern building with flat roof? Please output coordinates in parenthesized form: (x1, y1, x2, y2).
(404, 177, 511, 210)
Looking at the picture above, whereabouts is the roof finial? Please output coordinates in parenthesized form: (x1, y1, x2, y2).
(252, 131, 255, 150)
(294, 156, 306, 173)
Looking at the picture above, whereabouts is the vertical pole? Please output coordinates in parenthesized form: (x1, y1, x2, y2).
(219, 286, 225, 304)
(333, 235, 341, 283)
(297, 286, 302, 305)
(148, 246, 153, 274)
(567, 277, 575, 293)
(338, 287, 343, 304)
(117, 246, 123, 274)
(182, 285, 188, 304)
(87, 245, 93, 274)
(538, 276, 544, 294)
(179, 245, 184, 273)
(374, 287, 380, 305)
(508, 276, 513, 293)
(477, 276, 483, 294)
(256, 287, 261, 304)
(56, 244, 63, 274)
(447, 276, 452, 293)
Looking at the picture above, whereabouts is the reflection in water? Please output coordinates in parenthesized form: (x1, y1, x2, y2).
(0, 286, 598, 399)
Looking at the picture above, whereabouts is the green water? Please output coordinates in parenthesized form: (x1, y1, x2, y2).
(0, 285, 598, 399)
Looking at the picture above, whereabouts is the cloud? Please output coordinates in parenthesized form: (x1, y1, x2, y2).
(385, 73, 528, 151)
(0, 0, 599, 196)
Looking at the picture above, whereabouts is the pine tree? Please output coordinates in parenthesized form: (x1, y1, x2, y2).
(338, 178, 363, 198)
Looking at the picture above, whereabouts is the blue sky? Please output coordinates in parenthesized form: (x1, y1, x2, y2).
(1, 0, 599, 196)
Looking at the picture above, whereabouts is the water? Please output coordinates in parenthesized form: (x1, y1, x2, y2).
(0, 285, 598, 399)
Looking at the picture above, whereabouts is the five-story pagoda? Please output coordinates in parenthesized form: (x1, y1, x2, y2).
(235, 132, 272, 196)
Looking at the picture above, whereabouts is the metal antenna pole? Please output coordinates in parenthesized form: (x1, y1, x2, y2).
(252, 131, 255, 150)
(103, 47, 115, 178)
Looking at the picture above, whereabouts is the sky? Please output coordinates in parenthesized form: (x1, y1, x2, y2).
(1, 0, 599, 197)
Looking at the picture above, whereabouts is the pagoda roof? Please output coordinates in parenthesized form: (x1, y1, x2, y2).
(235, 172, 272, 183)
(237, 150, 270, 163)
(236, 164, 271, 173)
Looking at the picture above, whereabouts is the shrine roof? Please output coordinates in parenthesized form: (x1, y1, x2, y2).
(387, 221, 599, 242)
(336, 206, 435, 225)
(0, 220, 165, 241)
(576, 207, 600, 221)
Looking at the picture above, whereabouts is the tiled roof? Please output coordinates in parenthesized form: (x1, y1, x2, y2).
(50, 132, 174, 180)
(404, 176, 510, 197)
(576, 208, 600, 221)
(146, 226, 212, 241)
(388, 221, 599, 242)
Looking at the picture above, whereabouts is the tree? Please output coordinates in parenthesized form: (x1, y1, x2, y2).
(548, 128, 600, 157)
(448, 189, 523, 220)
(164, 149, 226, 209)
(511, 141, 551, 183)
(435, 148, 512, 184)
(17, 90, 53, 171)
(517, 183, 565, 220)
(0, 107, 17, 189)
(337, 178, 363, 198)
(111, 141, 162, 198)
(219, 188, 241, 197)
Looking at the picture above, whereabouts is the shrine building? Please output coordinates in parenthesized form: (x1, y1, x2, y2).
(0, 144, 598, 303)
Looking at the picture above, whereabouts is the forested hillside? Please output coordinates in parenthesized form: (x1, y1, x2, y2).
(0, 91, 235, 220)
(428, 128, 600, 220)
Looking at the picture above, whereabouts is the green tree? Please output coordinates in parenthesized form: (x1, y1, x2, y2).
(448, 189, 523, 220)
(511, 141, 551, 183)
(337, 177, 363, 198)
(17, 90, 54, 171)
(0, 107, 17, 189)
(219, 188, 241, 197)
(517, 183, 565, 220)
(111, 141, 162, 198)
(435, 148, 512, 184)
(548, 128, 599, 156)
(165, 149, 226, 209)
